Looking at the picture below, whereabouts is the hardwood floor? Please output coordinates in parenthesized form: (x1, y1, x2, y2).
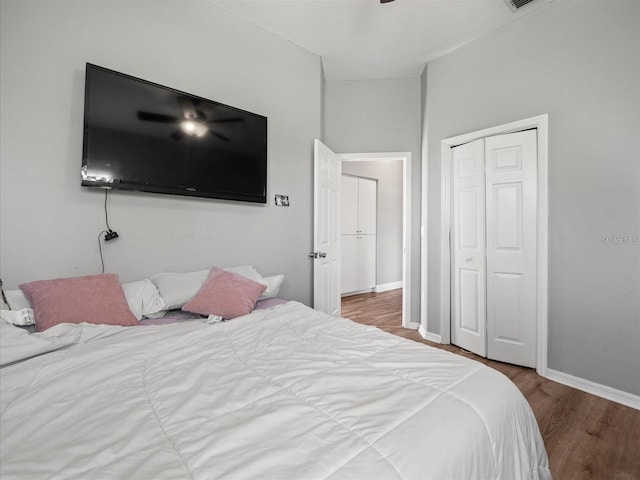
(342, 289, 640, 480)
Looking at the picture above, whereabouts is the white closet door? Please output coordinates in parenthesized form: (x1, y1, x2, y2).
(451, 139, 487, 357)
(340, 175, 377, 295)
(341, 235, 358, 294)
(341, 175, 359, 235)
(358, 178, 377, 234)
(357, 235, 377, 290)
(485, 130, 537, 368)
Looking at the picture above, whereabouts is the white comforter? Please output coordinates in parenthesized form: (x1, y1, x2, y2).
(1, 301, 551, 479)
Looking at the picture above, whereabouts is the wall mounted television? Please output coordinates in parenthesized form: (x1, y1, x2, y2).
(81, 63, 267, 203)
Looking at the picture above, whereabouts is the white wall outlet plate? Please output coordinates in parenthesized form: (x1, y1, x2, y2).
(275, 194, 290, 206)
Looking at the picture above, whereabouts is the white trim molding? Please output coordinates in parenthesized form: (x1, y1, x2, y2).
(419, 324, 442, 344)
(406, 321, 421, 331)
(546, 369, 640, 411)
(375, 281, 404, 293)
(341, 289, 374, 298)
(437, 114, 549, 376)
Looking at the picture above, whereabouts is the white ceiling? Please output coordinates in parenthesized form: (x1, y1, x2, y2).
(207, 0, 554, 81)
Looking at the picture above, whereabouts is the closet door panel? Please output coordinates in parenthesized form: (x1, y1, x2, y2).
(341, 235, 358, 294)
(341, 175, 359, 235)
(485, 129, 537, 368)
(357, 235, 377, 290)
(357, 178, 377, 234)
(451, 138, 487, 358)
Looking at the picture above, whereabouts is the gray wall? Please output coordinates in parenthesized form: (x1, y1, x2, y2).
(423, 1, 640, 395)
(0, 1, 322, 305)
(324, 78, 422, 324)
(342, 161, 403, 286)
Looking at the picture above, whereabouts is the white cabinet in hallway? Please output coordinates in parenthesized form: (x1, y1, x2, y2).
(341, 175, 377, 294)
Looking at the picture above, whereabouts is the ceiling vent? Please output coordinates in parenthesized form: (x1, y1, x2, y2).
(503, 0, 536, 12)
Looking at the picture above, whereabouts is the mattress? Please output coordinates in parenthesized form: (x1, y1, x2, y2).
(0, 301, 551, 479)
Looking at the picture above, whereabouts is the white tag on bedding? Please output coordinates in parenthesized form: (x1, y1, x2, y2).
(205, 314, 224, 324)
(0, 308, 35, 326)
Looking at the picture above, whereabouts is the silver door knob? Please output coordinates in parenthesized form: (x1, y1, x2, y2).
(318, 252, 327, 258)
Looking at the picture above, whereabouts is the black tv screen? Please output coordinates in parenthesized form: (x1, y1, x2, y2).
(81, 63, 267, 203)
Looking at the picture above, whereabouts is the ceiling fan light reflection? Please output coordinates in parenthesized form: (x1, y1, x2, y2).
(180, 119, 208, 137)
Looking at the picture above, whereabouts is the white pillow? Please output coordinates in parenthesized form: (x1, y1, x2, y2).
(4, 289, 31, 310)
(224, 266, 267, 286)
(223, 267, 286, 299)
(151, 269, 209, 310)
(261, 274, 284, 299)
(121, 279, 166, 320)
(151, 266, 283, 310)
(224, 267, 284, 299)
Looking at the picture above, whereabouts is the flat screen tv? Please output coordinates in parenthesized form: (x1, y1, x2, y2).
(81, 63, 267, 203)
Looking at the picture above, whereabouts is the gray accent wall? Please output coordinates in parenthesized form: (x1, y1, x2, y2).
(324, 78, 422, 324)
(0, 1, 322, 305)
(422, 1, 640, 395)
(342, 161, 404, 286)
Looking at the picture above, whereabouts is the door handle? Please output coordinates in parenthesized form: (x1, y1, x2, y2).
(318, 252, 327, 258)
(308, 252, 318, 259)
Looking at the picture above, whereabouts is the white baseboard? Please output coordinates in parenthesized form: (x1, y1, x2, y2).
(418, 324, 442, 343)
(374, 281, 404, 293)
(341, 288, 374, 297)
(546, 369, 640, 410)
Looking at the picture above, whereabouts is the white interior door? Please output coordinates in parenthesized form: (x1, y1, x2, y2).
(313, 139, 341, 316)
(485, 130, 537, 367)
(451, 139, 487, 357)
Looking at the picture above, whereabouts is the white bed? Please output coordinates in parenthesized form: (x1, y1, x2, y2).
(1, 301, 551, 479)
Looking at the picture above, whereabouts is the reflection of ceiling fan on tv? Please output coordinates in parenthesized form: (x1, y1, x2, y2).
(136, 97, 243, 141)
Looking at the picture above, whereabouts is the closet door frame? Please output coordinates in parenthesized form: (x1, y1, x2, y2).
(438, 114, 549, 376)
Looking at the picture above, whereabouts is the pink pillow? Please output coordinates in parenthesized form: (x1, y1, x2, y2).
(182, 267, 267, 319)
(20, 274, 139, 332)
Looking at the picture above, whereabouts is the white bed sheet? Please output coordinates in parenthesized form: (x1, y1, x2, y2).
(0, 301, 550, 479)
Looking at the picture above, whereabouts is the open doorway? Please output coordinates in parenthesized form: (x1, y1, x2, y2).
(339, 152, 412, 329)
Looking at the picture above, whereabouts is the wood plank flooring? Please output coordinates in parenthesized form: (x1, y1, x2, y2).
(342, 289, 640, 480)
